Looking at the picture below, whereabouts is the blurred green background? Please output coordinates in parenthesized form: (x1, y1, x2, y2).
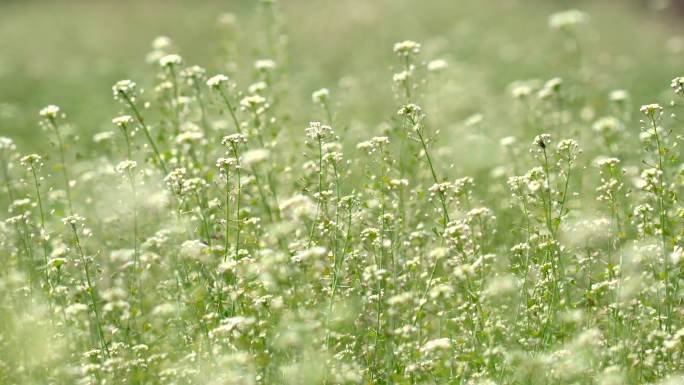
(1, 0, 682, 153)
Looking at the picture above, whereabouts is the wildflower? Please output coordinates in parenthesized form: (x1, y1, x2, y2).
(548, 9, 589, 31)
(239, 95, 266, 110)
(393, 40, 421, 57)
(311, 88, 330, 104)
(62, 214, 85, 226)
(93, 131, 114, 143)
(206, 74, 229, 88)
(427, 59, 448, 72)
(181, 65, 206, 79)
(216, 157, 238, 171)
(534, 134, 551, 149)
(304, 121, 334, 140)
(181, 177, 207, 194)
(420, 338, 451, 354)
(500, 136, 517, 147)
(0, 137, 15, 151)
(248, 81, 268, 94)
(39, 105, 60, 119)
(640, 103, 663, 119)
(397, 103, 423, 120)
(512, 84, 533, 100)
(254, 59, 276, 71)
(115, 160, 137, 175)
(594, 156, 620, 168)
(392, 70, 411, 84)
(20, 154, 42, 168)
(112, 79, 137, 98)
(279, 194, 316, 219)
(671, 76, 684, 96)
(609, 89, 629, 102)
(112, 115, 133, 128)
(180, 239, 209, 260)
(159, 54, 183, 67)
(592, 116, 622, 136)
(242, 149, 270, 166)
(175, 131, 204, 145)
(164, 167, 187, 190)
(221, 133, 248, 146)
(152, 36, 172, 50)
(544, 77, 563, 93)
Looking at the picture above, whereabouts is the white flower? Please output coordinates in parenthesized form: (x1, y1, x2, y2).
(254, 59, 276, 71)
(93, 131, 114, 143)
(427, 59, 448, 72)
(20, 154, 42, 167)
(594, 156, 620, 168)
(640, 103, 663, 118)
(175, 131, 204, 144)
(305, 121, 334, 140)
(112, 115, 133, 128)
(397, 103, 422, 117)
(112, 80, 137, 97)
(39, 105, 60, 119)
(243, 149, 270, 166)
(393, 40, 421, 56)
(115, 160, 137, 175)
(180, 239, 209, 261)
(240, 95, 266, 110)
(609, 89, 629, 102)
(500, 136, 517, 147)
(152, 36, 172, 50)
(222, 133, 248, 146)
(671, 76, 684, 95)
(159, 54, 183, 67)
(420, 338, 451, 354)
(549, 9, 589, 30)
(216, 157, 238, 171)
(181, 65, 206, 79)
(592, 116, 622, 135)
(0, 137, 15, 151)
(207, 74, 229, 88)
(62, 214, 85, 226)
(312, 88, 330, 104)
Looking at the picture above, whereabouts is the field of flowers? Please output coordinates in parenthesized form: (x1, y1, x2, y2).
(2, 0, 684, 384)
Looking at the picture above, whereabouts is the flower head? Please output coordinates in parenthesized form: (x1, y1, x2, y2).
(207, 74, 229, 89)
(549, 9, 589, 31)
(159, 54, 183, 68)
(112, 115, 133, 129)
(312, 88, 330, 104)
(39, 105, 60, 120)
(112, 80, 137, 98)
(393, 40, 421, 57)
(671, 76, 684, 96)
(222, 133, 248, 146)
(115, 160, 137, 175)
(640, 103, 663, 119)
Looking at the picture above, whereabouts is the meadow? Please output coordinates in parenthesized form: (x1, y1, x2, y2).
(1, 0, 684, 384)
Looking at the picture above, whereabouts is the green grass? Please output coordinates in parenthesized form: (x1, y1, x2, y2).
(1, 0, 684, 384)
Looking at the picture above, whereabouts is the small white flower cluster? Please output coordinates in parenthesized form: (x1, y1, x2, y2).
(39, 104, 60, 119)
(548, 9, 589, 31)
(159, 54, 183, 68)
(112, 79, 137, 99)
(393, 40, 421, 57)
(206, 74, 229, 88)
(304, 121, 334, 140)
(115, 160, 137, 175)
(671, 76, 684, 96)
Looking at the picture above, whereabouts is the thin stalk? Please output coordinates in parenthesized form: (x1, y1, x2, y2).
(120, 92, 168, 175)
(70, 224, 110, 357)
